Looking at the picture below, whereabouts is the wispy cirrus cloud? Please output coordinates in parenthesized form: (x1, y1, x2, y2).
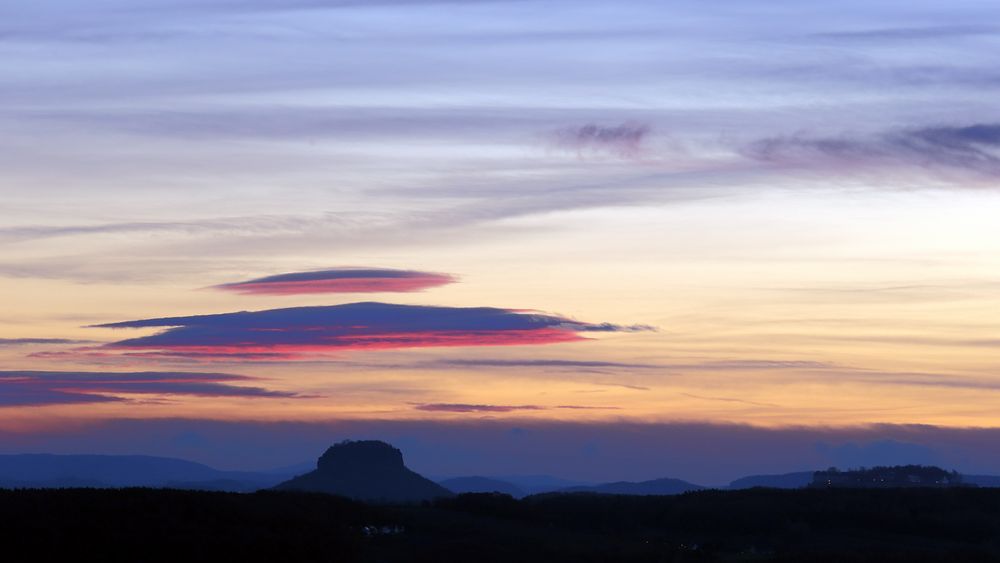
(0, 370, 298, 407)
(689, 360, 836, 371)
(89, 302, 652, 360)
(213, 267, 456, 295)
(746, 123, 1000, 177)
(679, 393, 779, 408)
(799, 367, 1000, 392)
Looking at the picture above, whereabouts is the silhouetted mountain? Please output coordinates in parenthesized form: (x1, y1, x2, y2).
(0, 454, 287, 491)
(274, 440, 452, 502)
(728, 471, 814, 489)
(438, 476, 526, 498)
(561, 477, 705, 495)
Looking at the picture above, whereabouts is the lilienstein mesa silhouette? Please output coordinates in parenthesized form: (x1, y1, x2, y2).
(274, 440, 452, 502)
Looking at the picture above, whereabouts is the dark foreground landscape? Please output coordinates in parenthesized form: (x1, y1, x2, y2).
(3, 487, 1000, 563)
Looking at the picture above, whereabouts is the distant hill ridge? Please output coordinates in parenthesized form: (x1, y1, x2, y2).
(727, 471, 814, 490)
(0, 454, 288, 491)
(274, 440, 452, 502)
(438, 476, 526, 498)
(561, 477, 705, 496)
(3, 451, 1000, 496)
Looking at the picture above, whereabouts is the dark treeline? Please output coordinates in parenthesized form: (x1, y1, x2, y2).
(2, 487, 1000, 562)
(0, 488, 375, 563)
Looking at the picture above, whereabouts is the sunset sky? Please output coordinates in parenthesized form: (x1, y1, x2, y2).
(3, 0, 1000, 485)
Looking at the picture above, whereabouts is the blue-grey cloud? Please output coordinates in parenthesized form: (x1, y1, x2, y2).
(578, 321, 657, 332)
(0, 389, 123, 407)
(214, 267, 456, 295)
(747, 123, 1000, 177)
(0, 370, 298, 407)
(0, 215, 321, 244)
(554, 122, 651, 159)
(812, 25, 998, 41)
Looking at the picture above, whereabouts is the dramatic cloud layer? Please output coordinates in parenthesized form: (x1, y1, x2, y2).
(213, 268, 457, 295)
(93, 302, 649, 360)
(0, 371, 296, 407)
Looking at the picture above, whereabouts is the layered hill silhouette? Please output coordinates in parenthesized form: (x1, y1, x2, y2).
(4, 448, 1000, 498)
(492, 475, 592, 495)
(438, 476, 526, 498)
(274, 440, 452, 502)
(0, 454, 289, 491)
(727, 471, 814, 489)
(561, 477, 704, 495)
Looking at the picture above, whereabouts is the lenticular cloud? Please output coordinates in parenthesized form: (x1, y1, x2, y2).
(213, 268, 456, 295)
(93, 302, 646, 360)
